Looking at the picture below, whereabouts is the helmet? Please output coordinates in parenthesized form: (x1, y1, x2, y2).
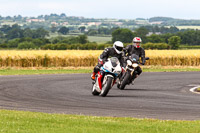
(133, 37, 142, 48)
(113, 41, 124, 54)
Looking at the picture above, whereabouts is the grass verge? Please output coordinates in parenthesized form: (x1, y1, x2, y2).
(0, 66, 200, 75)
(0, 109, 200, 133)
(0, 67, 92, 75)
(142, 66, 200, 72)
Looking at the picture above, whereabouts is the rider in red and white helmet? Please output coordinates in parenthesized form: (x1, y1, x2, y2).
(123, 37, 146, 82)
(132, 37, 142, 48)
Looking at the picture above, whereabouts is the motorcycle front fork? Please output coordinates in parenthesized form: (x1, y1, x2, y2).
(121, 70, 137, 84)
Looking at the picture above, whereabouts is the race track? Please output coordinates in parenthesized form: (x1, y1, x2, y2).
(0, 72, 200, 120)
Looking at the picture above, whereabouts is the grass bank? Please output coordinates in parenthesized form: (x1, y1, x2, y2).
(0, 110, 200, 133)
(0, 67, 92, 75)
(0, 66, 200, 75)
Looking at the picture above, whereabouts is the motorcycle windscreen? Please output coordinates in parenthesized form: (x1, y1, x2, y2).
(130, 54, 139, 63)
(110, 57, 120, 67)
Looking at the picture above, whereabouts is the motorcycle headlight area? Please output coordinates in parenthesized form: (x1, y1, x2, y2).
(132, 63, 138, 68)
(104, 65, 112, 72)
(127, 60, 132, 66)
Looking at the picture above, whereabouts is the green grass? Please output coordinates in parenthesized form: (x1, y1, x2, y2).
(0, 67, 200, 75)
(0, 68, 92, 75)
(0, 109, 200, 133)
(176, 26, 200, 30)
(179, 45, 200, 49)
(48, 33, 112, 44)
(87, 36, 111, 44)
(142, 67, 200, 72)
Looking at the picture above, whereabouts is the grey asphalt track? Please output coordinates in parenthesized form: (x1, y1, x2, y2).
(0, 72, 200, 120)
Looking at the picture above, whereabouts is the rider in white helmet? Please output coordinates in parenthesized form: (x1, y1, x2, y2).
(91, 41, 124, 80)
(113, 41, 124, 54)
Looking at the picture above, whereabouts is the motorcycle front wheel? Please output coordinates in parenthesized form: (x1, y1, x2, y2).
(100, 76, 113, 97)
(92, 81, 100, 96)
(119, 72, 131, 90)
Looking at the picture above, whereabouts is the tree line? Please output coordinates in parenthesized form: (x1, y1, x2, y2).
(1, 24, 200, 50)
(112, 27, 200, 49)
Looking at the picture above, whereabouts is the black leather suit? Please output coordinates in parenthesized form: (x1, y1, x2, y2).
(93, 47, 124, 73)
(124, 45, 146, 75)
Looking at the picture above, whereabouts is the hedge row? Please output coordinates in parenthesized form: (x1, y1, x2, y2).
(40, 43, 172, 50)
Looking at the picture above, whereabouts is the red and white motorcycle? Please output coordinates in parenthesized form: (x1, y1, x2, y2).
(92, 57, 122, 97)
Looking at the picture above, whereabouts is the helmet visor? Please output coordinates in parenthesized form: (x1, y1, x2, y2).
(115, 46, 123, 51)
(133, 42, 141, 48)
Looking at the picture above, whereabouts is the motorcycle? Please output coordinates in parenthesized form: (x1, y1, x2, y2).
(117, 54, 149, 90)
(92, 57, 122, 97)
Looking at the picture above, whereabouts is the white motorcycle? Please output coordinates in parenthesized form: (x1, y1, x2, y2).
(92, 57, 122, 97)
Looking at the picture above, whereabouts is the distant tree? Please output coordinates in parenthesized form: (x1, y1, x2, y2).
(147, 34, 164, 43)
(7, 39, 20, 48)
(38, 15, 44, 19)
(0, 43, 8, 48)
(0, 25, 11, 34)
(111, 27, 120, 33)
(149, 17, 174, 22)
(18, 41, 36, 49)
(112, 28, 134, 43)
(23, 28, 33, 38)
(5, 16, 12, 20)
(32, 38, 45, 47)
(6, 24, 23, 39)
(168, 36, 181, 49)
(176, 30, 200, 45)
(50, 26, 57, 33)
(0, 31, 4, 38)
(78, 26, 86, 33)
(135, 27, 149, 36)
(134, 27, 149, 43)
(60, 13, 67, 18)
(33, 28, 49, 38)
(98, 27, 110, 35)
(169, 26, 179, 33)
(86, 29, 98, 36)
(14, 15, 22, 20)
(60, 36, 79, 44)
(160, 33, 174, 43)
(20, 37, 32, 42)
(50, 13, 59, 17)
(56, 43, 67, 50)
(78, 35, 88, 44)
(58, 27, 69, 35)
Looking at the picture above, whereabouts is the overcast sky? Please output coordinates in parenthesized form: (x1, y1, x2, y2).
(0, 0, 200, 19)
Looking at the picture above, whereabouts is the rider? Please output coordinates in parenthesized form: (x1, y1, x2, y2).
(124, 37, 146, 79)
(91, 41, 124, 80)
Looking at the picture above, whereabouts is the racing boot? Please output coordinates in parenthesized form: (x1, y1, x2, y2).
(91, 72, 96, 80)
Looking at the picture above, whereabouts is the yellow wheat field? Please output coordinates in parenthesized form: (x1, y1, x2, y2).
(0, 50, 200, 67)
